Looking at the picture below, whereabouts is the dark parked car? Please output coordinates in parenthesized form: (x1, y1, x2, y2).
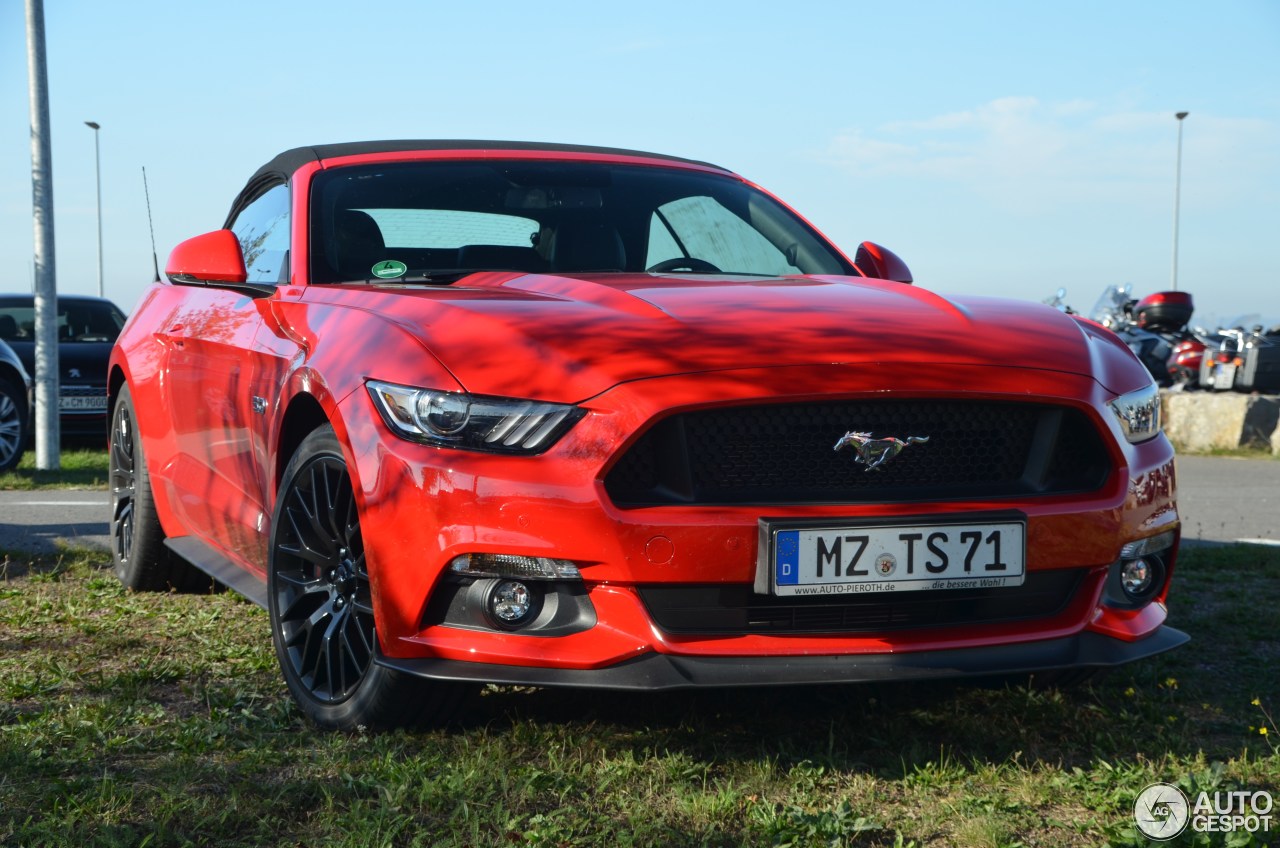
(0, 294, 127, 439)
(0, 337, 32, 471)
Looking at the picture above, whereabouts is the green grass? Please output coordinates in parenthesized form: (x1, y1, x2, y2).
(1, 544, 1277, 847)
(0, 447, 109, 490)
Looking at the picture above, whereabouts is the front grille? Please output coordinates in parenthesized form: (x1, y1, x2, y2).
(604, 400, 1110, 506)
(638, 569, 1086, 635)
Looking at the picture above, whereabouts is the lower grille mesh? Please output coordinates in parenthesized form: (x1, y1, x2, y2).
(638, 569, 1086, 635)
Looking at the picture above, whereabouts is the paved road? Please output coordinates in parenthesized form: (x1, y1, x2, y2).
(0, 489, 111, 554)
(1176, 455, 1280, 546)
(0, 455, 1276, 556)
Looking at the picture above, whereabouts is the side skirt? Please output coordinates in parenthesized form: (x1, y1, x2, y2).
(164, 536, 268, 609)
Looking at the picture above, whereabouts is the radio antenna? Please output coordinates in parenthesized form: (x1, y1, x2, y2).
(142, 166, 160, 282)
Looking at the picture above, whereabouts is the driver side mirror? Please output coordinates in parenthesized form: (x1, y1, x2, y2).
(166, 230, 274, 296)
(853, 241, 912, 284)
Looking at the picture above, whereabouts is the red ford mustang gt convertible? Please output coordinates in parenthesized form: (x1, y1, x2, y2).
(109, 141, 1185, 728)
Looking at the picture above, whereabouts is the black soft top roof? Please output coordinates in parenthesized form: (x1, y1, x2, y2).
(250, 140, 727, 184)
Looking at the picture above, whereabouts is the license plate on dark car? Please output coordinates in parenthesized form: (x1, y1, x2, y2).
(760, 518, 1026, 597)
(59, 395, 107, 410)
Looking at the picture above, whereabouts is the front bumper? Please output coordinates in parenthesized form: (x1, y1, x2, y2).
(336, 362, 1183, 683)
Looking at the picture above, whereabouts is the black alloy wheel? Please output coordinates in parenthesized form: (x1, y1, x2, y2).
(268, 426, 467, 729)
(271, 450, 376, 704)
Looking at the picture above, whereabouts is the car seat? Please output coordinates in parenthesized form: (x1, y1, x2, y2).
(333, 210, 387, 281)
(551, 221, 626, 272)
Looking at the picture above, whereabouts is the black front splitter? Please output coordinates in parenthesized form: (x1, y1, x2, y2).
(376, 626, 1189, 691)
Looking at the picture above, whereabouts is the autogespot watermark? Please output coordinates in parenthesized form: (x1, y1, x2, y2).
(1134, 782, 1274, 840)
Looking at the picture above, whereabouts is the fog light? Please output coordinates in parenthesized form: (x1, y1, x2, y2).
(487, 580, 538, 628)
(1104, 551, 1167, 609)
(1121, 558, 1154, 596)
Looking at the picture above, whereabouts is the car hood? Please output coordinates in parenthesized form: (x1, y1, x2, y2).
(311, 272, 1146, 403)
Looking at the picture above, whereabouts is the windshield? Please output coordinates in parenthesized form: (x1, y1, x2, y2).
(0, 299, 126, 344)
(308, 160, 853, 283)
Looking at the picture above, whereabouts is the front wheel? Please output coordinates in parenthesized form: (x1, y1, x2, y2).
(268, 425, 468, 729)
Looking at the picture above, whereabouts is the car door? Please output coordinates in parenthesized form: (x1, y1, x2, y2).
(161, 182, 293, 574)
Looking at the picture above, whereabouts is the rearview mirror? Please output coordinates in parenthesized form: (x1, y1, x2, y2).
(853, 241, 912, 284)
(505, 187, 602, 209)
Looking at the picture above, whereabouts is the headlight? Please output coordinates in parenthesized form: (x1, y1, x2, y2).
(367, 380, 584, 454)
(1108, 383, 1162, 444)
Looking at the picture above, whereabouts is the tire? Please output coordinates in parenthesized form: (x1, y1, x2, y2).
(268, 425, 468, 730)
(110, 384, 209, 592)
(0, 376, 27, 473)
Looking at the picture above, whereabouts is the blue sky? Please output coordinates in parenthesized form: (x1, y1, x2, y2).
(3, 0, 1277, 326)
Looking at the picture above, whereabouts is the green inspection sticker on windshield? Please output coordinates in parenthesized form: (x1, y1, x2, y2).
(371, 260, 407, 279)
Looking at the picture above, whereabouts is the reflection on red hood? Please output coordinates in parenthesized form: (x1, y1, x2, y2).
(305, 272, 1143, 403)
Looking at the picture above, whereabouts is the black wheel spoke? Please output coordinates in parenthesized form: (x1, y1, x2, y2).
(319, 603, 348, 699)
(306, 467, 335, 551)
(320, 467, 345, 548)
(344, 495, 359, 548)
(343, 609, 374, 662)
(285, 492, 338, 567)
(278, 527, 331, 568)
(275, 569, 323, 592)
(278, 580, 329, 624)
(113, 502, 134, 563)
(288, 599, 336, 693)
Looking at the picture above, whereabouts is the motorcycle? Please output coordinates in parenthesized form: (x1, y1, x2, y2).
(1199, 320, 1280, 393)
(1086, 285, 1196, 388)
(1053, 286, 1280, 394)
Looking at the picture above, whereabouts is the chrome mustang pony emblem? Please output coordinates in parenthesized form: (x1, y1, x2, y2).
(833, 431, 929, 471)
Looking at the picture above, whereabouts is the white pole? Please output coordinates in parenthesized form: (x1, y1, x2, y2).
(1171, 111, 1188, 292)
(25, 0, 60, 470)
(87, 122, 104, 298)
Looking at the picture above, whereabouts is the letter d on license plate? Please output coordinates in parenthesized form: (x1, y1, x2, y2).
(759, 516, 1026, 596)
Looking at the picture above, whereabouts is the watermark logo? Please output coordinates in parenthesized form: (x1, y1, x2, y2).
(1135, 783, 1274, 840)
(1134, 783, 1189, 840)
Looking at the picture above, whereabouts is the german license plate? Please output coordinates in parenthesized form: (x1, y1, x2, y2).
(59, 394, 107, 410)
(761, 518, 1025, 596)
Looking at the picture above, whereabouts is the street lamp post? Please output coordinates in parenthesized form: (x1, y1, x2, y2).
(1171, 111, 1189, 291)
(85, 120, 103, 298)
